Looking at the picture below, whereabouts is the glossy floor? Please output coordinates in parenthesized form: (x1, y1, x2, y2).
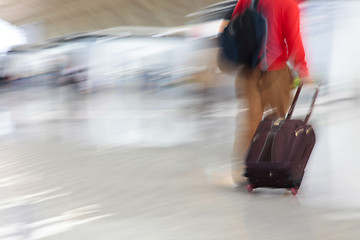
(0, 82, 359, 240)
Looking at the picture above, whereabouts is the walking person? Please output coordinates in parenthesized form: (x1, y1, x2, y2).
(228, 0, 315, 185)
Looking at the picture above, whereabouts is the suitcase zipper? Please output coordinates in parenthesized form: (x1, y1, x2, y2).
(273, 118, 283, 126)
(256, 118, 283, 163)
(256, 119, 276, 163)
(270, 118, 284, 163)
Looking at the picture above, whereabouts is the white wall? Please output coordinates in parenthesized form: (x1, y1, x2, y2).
(301, 1, 360, 98)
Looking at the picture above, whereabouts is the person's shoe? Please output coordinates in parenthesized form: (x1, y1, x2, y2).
(231, 173, 247, 187)
(231, 161, 247, 187)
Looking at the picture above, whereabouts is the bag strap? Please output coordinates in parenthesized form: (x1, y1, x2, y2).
(251, 0, 260, 10)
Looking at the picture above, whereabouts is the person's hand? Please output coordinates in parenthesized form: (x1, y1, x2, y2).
(301, 76, 313, 84)
(301, 76, 319, 89)
(219, 20, 230, 33)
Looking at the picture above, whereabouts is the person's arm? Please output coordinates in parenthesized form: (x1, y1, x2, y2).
(219, 0, 247, 33)
(283, 0, 309, 78)
(219, 9, 233, 33)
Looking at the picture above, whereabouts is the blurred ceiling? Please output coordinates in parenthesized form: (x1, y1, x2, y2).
(0, 0, 220, 39)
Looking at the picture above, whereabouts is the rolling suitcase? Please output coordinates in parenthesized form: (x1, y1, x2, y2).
(244, 84, 319, 195)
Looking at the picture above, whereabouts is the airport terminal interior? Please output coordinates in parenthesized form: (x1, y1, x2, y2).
(0, 0, 360, 239)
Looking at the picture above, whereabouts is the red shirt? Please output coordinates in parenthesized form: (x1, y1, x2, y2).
(232, 0, 309, 77)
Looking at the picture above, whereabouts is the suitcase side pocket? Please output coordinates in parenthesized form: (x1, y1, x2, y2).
(246, 132, 268, 163)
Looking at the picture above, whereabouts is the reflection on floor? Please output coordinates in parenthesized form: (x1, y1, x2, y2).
(0, 82, 359, 240)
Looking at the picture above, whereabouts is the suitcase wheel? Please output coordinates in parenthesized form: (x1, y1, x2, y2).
(290, 187, 299, 196)
(247, 184, 254, 193)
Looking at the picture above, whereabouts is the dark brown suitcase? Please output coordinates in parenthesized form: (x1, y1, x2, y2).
(245, 84, 319, 195)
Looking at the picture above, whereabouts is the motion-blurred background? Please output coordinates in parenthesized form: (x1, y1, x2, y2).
(0, 0, 359, 239)
(0, 0, 358, 97)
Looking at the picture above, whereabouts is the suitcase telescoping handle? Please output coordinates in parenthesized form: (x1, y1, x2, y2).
(286, 83, 320, 124)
